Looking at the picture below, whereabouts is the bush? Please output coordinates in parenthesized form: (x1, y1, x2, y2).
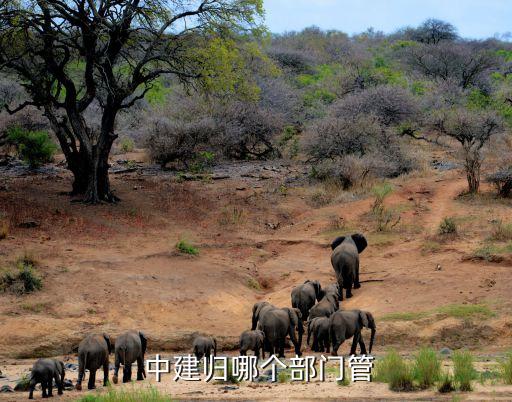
(500, 351, 512, 385)
(412, 347, 441, 389)
(486, 168, 512, 197)
(373, 349, 414, 391)
(438, 217, 457, 235)
(119, 137, 135, 153)
(437, 371, 455, 393)
(7, 127, 57, 168)
(175, 239, 199, 256)
(0, 259, 42, 295)
(490, 220, 512, 241)
(77, 386, 172, 402)
(453, 350, 477, 391)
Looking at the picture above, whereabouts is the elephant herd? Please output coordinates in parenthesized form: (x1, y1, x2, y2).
(25, 233, 373, 399)
(245, 233, 376, 358)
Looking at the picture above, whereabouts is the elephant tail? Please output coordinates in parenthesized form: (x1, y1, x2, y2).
(307, 320, 313, 346)
(213, 338, 217, 357)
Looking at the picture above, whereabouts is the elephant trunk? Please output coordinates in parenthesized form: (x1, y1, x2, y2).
(369, 327, 376, 354)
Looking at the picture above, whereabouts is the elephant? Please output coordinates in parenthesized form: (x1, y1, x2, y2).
(308, 283, 341, 321)
(112, 330, 147, 384)
(291, 280, 323, 321)
(239, 330, 265, 358)
(251, 301, 275, 330)
(28, 358, 65, 399)
(76, 333, 112, 391)
(192, 336, 217, 360)
(307, 317, 330, 353)
(329, 309, 376, 356)
(258, 307, 303, 357)
(330, 233, 368, 299)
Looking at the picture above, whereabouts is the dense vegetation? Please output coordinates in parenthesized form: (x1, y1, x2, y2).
(2, 14, 512, 197)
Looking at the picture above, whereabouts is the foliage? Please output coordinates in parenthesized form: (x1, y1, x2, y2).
(6, 127, 57, 168)
(412, 347, 441, 389)
(78, 387, 173, 402)
(119, 137, 135, 153)
(438, 217, 457, 235)
(452, 350, 477, 391)
(175, 239, 199, 256)
(373, 349, 414, 391)
(500, 351, 512, 385)
(0, 258, 42, 295)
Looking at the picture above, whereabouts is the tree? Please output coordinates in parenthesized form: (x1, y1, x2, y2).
(411, 19, 457, 44)
(0, 0, 263, 203)
(430, 109, 502, 193)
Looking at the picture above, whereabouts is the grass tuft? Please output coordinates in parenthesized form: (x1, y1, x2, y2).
(500, 351, 512, 385)
(453, 350, 477, 391)
(373, 349, 414, 391)
(0, 257, 42, 295)
(436, 303, 495, 319)
(490, 219, 512, 241)
(438, 217, 457, 235)
(437, 371, 455, 393)
(175, 239, 199, 256)
(77, 386, 173, 402)
(412, 347, 441, 389)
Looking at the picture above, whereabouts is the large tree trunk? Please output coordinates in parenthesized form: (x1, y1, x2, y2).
(465, 151, 481, 194)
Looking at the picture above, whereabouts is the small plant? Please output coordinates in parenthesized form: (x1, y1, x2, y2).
(219, 206, 246, 225)
(7, 126, 57, 168)
(453, 350, 476, 391)
(175, 239, 199, 256)
(500, 351, 512, 385)
(373, 349, 414, 391)
(119, 137, 135, 153)
(247, 277, 261, 290)
(413, 347, 441, 389)
(189, 151, 215, 174)
(437, 371, 455, 393)
(278, 369, 289, 383)
(438, 217, 457, 235)
(490, 219, 512, 241)
(371, 183, 400, 232)
(0, 258, 42, 295)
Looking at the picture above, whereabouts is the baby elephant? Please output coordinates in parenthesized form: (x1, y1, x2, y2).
(239, 330, 265, 358)
(112, 330, 147, 384)
(193, 336, 217, 360)
(329, 309, 376, 356)
(28, 358, 65, 399)
(307, 317, 330, 353)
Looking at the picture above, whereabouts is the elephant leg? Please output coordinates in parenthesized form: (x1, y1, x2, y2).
(354, 263, 361, 289)
(123, 363, 132, 383)
(345, 287, 353, 299)
(278, 339, 285, 358)
(88, 369, 96, 390)
(54, 372, 63, 395)
(47, 378, 53, 397)
(103, 360, 109, 386)
(113, 353, 120, 384)
(240, 349, 247, 356)
(28, 378, 36, 399)
(358, 335, 368, 355)
(76, 358, 85, 391)
(255, 348, 260, 359)
(350, 333, 360, 355)
(324, 337, 330, 354)
(41, 381, 48, 398)
(137, 356, 145, 381)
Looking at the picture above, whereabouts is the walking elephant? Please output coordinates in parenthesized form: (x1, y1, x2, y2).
(251, 301, 275, 330)
(239, 330, 265, 358)
(308, 283, 340, 321)
(193, 336, 217, 360)
(28, 358, 65, 399)
(76, 333, 112, 390)
(112, 330, 147, 384)
(307, 317, 330, 353)
(331, 234, 367, 299)
(259, 307, 303, 357)
(329, 309, 376, 356)
(291, 280, 323, 321)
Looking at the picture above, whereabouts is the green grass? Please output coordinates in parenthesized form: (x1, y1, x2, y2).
(381, 303, 495, 322)
(373, 349, 414, 391)
(500, 351, 512, 384)
(490, 220, 512, 241)
(438, 217, 457, 235)
(0, 259, 42, 295)
(175, 239, 199, 256)
(453, 350, 477, 391)
(77, 386, 173, 402)
(437, 371, 455, 393)
(247, 277, 261, 290)
(473, 242, 512, 260)
(119, 137, 135, 153)
(380, 311, 428, 321)
(412, 347, 441, 389)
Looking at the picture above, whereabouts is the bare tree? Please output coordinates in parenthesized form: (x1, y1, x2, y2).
(0, 0, 263, 203)
(430, 109, 502, 193)
(411, 19, 458, 44)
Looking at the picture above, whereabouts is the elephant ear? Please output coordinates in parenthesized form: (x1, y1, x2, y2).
(351, 233, 368, 253)
(331, 236, 346, 250)
(139, 331, 148, 355)
(103, 333, 113, 354)
(359, 311, 370, 328)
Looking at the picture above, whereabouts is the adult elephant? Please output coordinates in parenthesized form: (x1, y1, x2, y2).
(331, 233, 367, 299)
(258, 307, 303, 357)
(329, 309, 376, 356)
(251, 301, 275, 330)
(112, 330, 147, 384)
(291, 280, 323, 321)
(308, 283, 340, 321)
(76, 333, 112, 390)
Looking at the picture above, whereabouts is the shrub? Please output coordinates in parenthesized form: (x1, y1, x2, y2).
(453, 350, 476, 391)
(412, 347, 441, 389)
(500, 351, 512, 385)
(77, 386, 173, 402)
(437, 371, 455, 393)
(7, 127, 57, 168)
(438, 217, 457, 235)
(175, 239, 199, 256)
(371, 183, 400, 231)
(486, 168, 512, 197)
(119, 137, 135, 153)
(0, 259, 42, 295)
(490, 220, 512, 241)
(373, 349, 414, 391)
